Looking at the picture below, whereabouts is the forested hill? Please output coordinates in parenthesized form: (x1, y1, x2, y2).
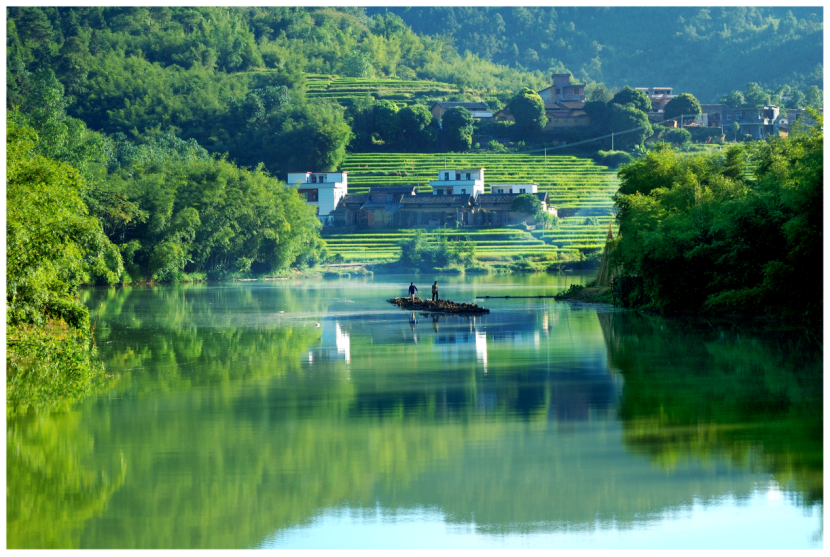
(377, 7, 823, 102)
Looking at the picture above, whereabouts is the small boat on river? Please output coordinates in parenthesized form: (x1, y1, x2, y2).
(387, 297, 490, 314)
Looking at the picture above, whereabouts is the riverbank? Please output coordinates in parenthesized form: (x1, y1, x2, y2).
(553, 284, 614, 304)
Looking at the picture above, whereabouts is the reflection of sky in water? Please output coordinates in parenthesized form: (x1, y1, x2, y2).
(263, 486, 821, 549)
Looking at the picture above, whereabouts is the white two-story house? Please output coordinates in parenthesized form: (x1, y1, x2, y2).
(287, 171, 348, 218)
(429, 168, 485, 197)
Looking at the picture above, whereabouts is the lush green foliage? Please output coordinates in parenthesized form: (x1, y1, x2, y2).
(441, 107, 474, 152)
(7, 6, 551, 171)
(6, 115, 123, 414)
(507, 87, 547, 133)
(398, 230, 476, 270)
(612, 112, 822, 322)
(721, 82, 823, 109)
(662, 93, 701, 121)
(611, 86, 651, 113)
(510, 193, 543, 214)
(383, 7, 823, 103)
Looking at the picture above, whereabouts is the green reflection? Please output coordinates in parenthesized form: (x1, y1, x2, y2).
(599, 311, 823, 505)
(7, 411, 126, 549)
(7, 278, 822, 548)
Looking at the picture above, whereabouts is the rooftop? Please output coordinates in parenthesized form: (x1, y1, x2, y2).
(431, 101, 489, 110)
(399, 194, 475, 206)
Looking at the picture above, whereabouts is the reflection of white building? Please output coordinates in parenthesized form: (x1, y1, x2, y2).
(433, 327, 489, 370)
(307, 321, 350, 364)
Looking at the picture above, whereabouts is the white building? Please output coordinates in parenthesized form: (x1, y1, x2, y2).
(429, 168, 485, 197)
(490, 184, 538, 194)
(286, 171, 348, 217)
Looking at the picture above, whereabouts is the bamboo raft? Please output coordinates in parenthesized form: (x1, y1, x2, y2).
(387, 297, 490, 314)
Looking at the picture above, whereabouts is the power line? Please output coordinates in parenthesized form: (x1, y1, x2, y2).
(515, 114, 691, 155)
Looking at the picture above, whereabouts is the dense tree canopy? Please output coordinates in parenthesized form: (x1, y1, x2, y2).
(507, 87, 547, 133)
(442, 107, 474, 151)
(383, 7, 823, 103)
(662, 93, 701, 123)
(612, 111, 822, 323)
(611, 86, 651, 112)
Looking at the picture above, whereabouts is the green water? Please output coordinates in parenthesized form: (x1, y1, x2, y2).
(7, 274, 823, 548)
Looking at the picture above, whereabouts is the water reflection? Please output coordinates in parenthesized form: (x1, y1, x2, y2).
(6, 276, 821, 548)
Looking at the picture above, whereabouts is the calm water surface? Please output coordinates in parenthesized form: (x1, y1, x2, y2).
(7, 274, 823, 548)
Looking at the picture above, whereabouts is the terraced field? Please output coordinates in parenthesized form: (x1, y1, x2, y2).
(323, 218, 618, 263)
(341, 153, 619, 211)
(306, 74, 460, 106)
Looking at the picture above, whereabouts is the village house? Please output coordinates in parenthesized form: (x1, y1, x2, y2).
(635, 87, 676, 111)
(473, 192, 556, 226)
(394, 194, 477, 228)
(429, 102, 492, 122)
(698, 105, 780, 138)
(543, 101, 590, 129)
(325, 180, 557, 231)
(287, 171, 348, 220)
(537, 74, 587, 102)
(429, 168, 485, 197)
(779, 108, 822, 134)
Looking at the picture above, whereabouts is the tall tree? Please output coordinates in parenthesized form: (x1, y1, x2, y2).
(441, 106, 474, 151)
(507, 87, 547, 133)
(609, 105, 652, 150)
(663, 93, 701, 124)
(398, 104, 435, 149)
(611, 86, 652, 112)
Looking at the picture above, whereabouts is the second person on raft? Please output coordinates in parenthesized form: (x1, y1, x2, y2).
(408, 282, 418, 301)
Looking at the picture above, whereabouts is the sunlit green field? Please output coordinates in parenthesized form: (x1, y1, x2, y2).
(305, 74, 461, 106)
(340, 153, 619, 211)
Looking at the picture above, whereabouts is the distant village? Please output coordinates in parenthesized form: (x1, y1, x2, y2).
(289, 169, 555, 232)
(291, 73, 817, 233)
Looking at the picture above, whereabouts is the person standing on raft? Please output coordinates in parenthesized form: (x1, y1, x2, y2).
(408, 282, 418, 301)
(432, 281, 439, 302)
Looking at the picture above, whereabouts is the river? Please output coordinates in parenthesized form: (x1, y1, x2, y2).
(6, 273, 823, 549)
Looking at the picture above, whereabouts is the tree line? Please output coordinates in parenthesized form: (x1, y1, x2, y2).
(381, 7, 823, 104)
(610, 110, 822, 325)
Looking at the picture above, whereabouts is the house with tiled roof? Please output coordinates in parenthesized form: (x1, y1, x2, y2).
(395, 194, 477, 227)
(537, 74, 586, 102)
(635, 87, 676, 111)
(473, 192, 556, 226)
(543, 101, 590, 129)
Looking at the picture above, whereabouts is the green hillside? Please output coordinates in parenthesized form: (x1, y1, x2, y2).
(306, 74, 461, 106)
(341, 153, 619, 211)
(323, 218, 617, 264)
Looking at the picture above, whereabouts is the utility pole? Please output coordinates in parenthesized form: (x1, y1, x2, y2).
(611, 132, 614, 151)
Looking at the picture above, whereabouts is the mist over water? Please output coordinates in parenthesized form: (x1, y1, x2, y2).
(7, 274, 822, 549)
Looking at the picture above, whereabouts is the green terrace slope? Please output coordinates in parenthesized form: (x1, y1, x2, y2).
(323, 218, 617, 264)
(305, 74, 461, 106)
(340, 153, 619, 211)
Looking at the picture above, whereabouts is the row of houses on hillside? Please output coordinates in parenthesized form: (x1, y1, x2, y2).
(288, 169, 557, 231)
(429, 73, 814, 141)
